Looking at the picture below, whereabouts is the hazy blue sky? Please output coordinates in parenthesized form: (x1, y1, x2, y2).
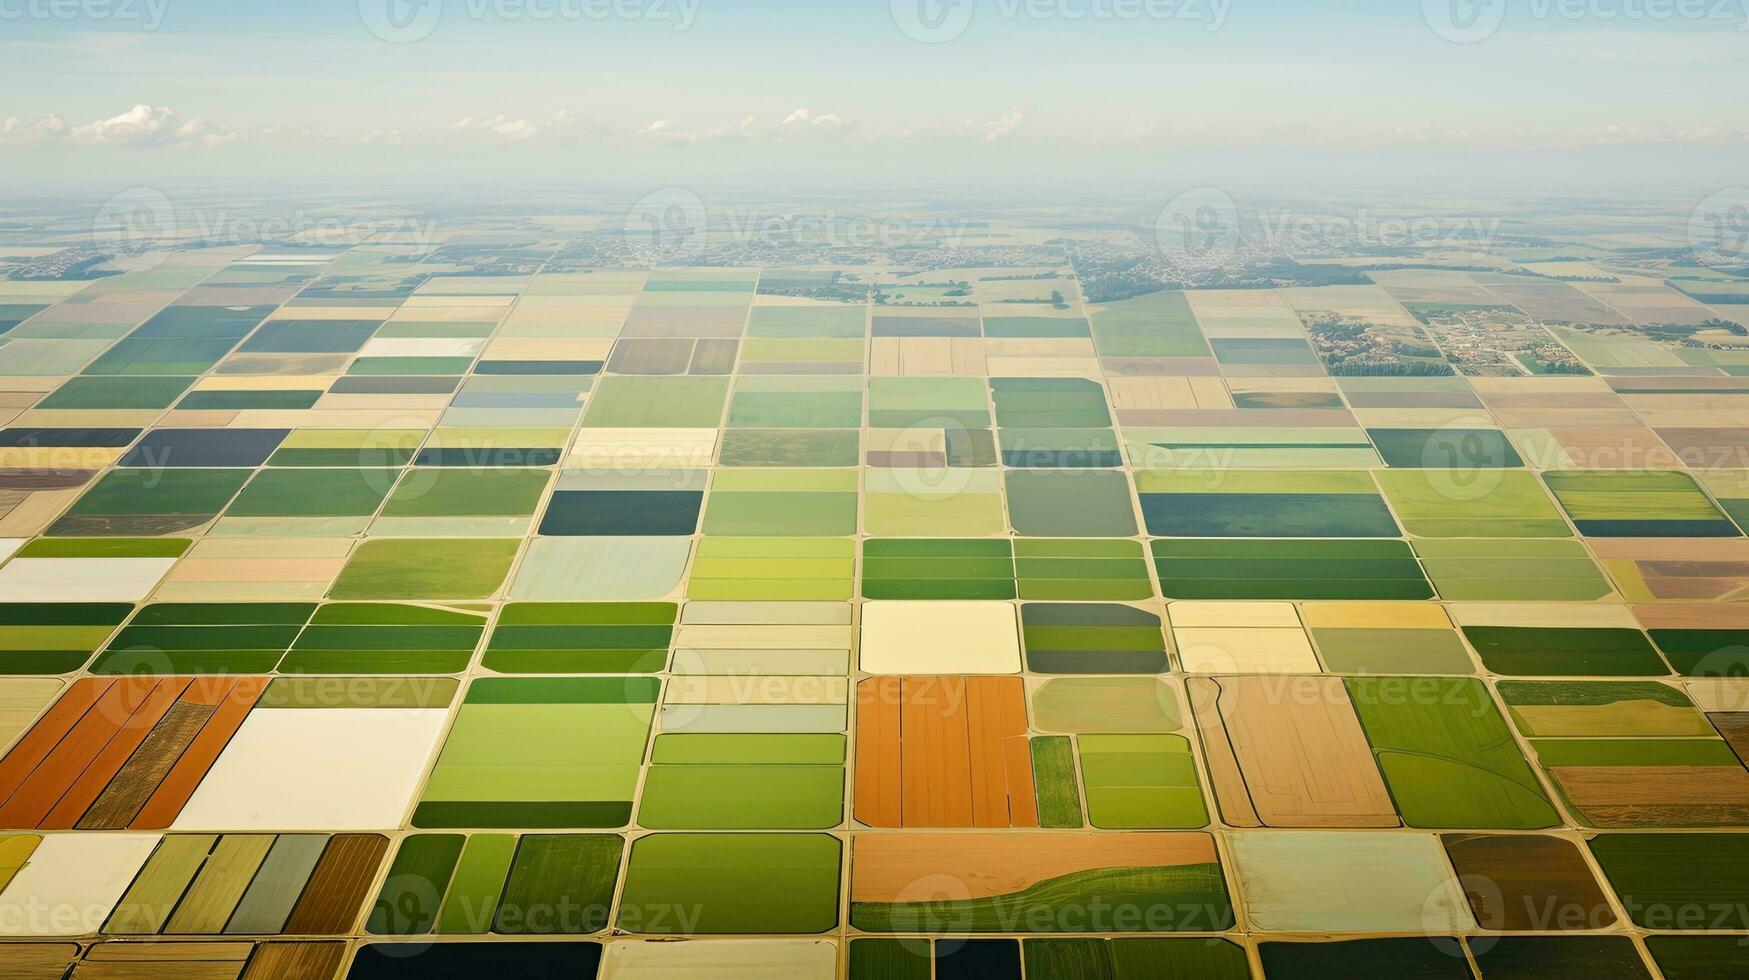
(2, 0, 1746, 190)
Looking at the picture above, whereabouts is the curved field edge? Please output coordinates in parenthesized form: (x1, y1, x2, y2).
(849, 864, 1232, 933)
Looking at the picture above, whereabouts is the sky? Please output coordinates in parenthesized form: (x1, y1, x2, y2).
(1, 0, 1746, 194)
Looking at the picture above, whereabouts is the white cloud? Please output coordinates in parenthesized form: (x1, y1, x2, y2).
(782, 108, 850, 131)
(168, 115, 242, 147)
(0, 114, 69, 145)
(70, 104, 237, 147)
(1, 105, 235, 148)
(634, 117, 744, 143)
(901, 112, 1027, 143)
(636, 110, 854, 144)
(6, 102, 1743, 157)
(977, 110, 1024, 142)
(450, 110, 576, 142)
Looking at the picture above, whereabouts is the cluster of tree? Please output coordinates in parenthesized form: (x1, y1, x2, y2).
(1639, 319, 1748, 340)
(1520, 354, 1591, 376)
(760, 284, 871, 302)
(1243, 259, 1382, 286)
(1323, 358, 1456, 377)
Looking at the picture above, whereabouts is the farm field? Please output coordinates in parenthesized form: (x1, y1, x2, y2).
(0, 196, 1746, 980)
